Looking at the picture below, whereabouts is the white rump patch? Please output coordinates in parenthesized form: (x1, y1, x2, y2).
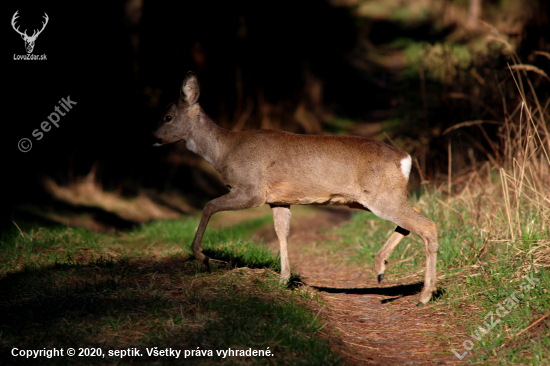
(400, 155, 412, 178)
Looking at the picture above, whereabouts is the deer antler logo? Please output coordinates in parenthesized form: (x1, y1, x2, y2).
(11, 10, 49, 54)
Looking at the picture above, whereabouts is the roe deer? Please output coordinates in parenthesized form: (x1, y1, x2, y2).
(151, 71, 439, 304)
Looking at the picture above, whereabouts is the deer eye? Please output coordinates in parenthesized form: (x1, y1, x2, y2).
(164, 116, 173, 122)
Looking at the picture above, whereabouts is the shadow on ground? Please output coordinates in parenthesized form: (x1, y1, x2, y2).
(0, 250, 339, 365)
(312, 282, 446, 303)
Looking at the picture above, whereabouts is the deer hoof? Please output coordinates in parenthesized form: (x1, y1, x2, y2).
(203, 256, 211, 271)
(418, 288, 433, 305)
(193, 251, 211, 270)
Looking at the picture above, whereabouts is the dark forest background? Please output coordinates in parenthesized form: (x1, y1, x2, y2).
(3, 0, 549, 232)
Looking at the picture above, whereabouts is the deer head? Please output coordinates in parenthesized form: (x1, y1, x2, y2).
(12, 11, 49, 54)
(152, 72, 202, 146)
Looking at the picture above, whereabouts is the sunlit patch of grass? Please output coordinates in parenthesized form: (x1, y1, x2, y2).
(0, 217, 340, 366)
(319, 177, 549, 363)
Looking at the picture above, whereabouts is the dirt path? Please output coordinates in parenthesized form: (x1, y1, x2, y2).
(254, 206, 463, 365)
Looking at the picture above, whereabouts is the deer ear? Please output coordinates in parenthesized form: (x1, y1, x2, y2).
(181, 71, 200, 105)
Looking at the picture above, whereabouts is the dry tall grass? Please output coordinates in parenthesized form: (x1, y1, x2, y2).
(419, 64, 549, 277)
(497, 66, 550, 271)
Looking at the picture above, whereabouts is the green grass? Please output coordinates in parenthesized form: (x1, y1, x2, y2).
(0, 217, 341, 366)
(323, 118, 355, 135)
(319, 186, 550, 364)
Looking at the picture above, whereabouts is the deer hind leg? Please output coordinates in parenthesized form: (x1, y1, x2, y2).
(270, 204, 291, 283)
(191, 187, 265, 267)
(364, 201, 438, 305)
(417, 216, 439, 305)
(374, 206, 421, 283)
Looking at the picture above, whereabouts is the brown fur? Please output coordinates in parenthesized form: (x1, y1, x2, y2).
(151, 71, 439, 304)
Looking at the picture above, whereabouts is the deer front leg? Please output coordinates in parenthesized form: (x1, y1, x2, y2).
(270, 204, 291, 283)
(191, 188, 265, 267)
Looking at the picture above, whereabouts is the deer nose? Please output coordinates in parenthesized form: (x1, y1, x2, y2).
(150, 133, 163, 146)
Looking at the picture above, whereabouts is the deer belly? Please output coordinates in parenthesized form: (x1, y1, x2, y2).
(266, 183, 355, 206)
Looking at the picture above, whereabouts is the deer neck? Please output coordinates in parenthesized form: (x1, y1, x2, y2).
(186, 110, 231, 170)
